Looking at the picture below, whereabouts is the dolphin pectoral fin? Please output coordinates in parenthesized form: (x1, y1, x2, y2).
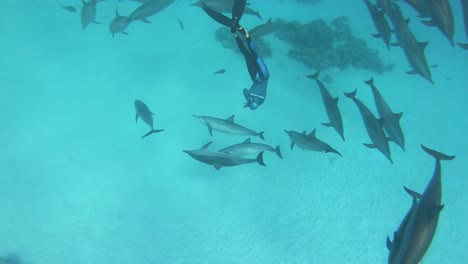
(141, 129, 164, 139)
(406, 70, 417, 75)
(135, 113, 139, 123)
(290, 142, 294, 150)
(371, 33, 381, 38)
(421, 20, 434, 27)
(322, 123, 333, 127)
(256, 151, 266, 166)
(458, 42, 468, 50)
(202, 141, 213, 149)
(93, 21, 102, 24)
(363, 143, 376, 148)
(208, 126, 213, 136)
(327, 148, 342, 157)
(275, 145, 283, 159)
(258, 131, 265, 140)
(141, 18, 151, 23)
(214, 164, 222, 170)
(429, 204, 444, 218)
(386, 236, 392, 251)
(122, 32, 129, 35)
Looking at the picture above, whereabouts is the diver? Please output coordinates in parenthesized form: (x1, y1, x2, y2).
(201, 0, 270, 110)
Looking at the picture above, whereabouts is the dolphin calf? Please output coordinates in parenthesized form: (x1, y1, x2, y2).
(344, 89, 392, 163)
(109, 9, 130, 37)
(183, 141, 266, 170)
(129, 0, 175, 23)
(219, 138, 282, 159)
(389, 5, 433, 84)
(193, 115, 265, 140)
(307, 72, 345, 141)
(421, 0, 455, 46)
(284, 129, 342, 157)
(81, 0, 105, 29)
(387, 186, 422, 264)
(135, 100, 164, 138)
(390, 145, 455, 263)
(364, 0, 392, 50)
(364, 78, 405, 151)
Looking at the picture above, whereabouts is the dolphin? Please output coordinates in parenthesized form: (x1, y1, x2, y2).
(183, 141, 266, 170)
(364, 78, 405, 151)
(306, 72, 345, 141)
(391, 145, 455, 263)
(135, 100, 164, 138)
(129, 0, 175, 23)
(193, 115, 265, 140)
(284, 129, 342, 157)
(401, 0, 429, 18)
(389, 5, 433, 84)
(457, 0, 468, 49)
(81, 0, 106, 29)
(387, 186, 422, 264)
(109, 9, 131, 37)
(364, 0, 392, 50)
(192, 1, 262, 20)
(344, 89, 392, 163)
(421, 0, 455, 46)
(376, 0, 394, 16)
(219, 138, 282, 159)
(250, 18, 283, 38)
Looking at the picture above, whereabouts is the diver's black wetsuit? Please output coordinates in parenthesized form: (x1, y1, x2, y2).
(201, 0, 270, 110)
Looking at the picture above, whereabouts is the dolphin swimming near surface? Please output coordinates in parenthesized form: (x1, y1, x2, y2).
(364, 0, 392, 50)
(389, 5, 433, 84)
(135, 100, 164, 138)
(81, 0, 106, 29)
(420, 0, 455, 46)
(183, 141, 266, 170)
(129, 0, 175, 23)
(219, 138, 282, 159)
(364, 78, 405, 151)
(344, 89, 392, 163)
(193, 114, 265, 140)
(390, 145, 455, 263)
(284, 129, 342, 157)
(307, 72, 345, 141)
(109, 9, 131, 37)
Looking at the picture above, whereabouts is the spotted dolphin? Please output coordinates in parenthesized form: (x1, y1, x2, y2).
(364, 0, 392, 50)
(307, 72, 345, 141)
(193, 115, 264, 140)
(183, 141, 265, 170)
(135, 100, 164, 138)
(284, 129, 342, 157)
(219, 138, 282, 159)
(344, 89, 392, 163)
(364, 78, 405, 151)
(391, 145, 455, 263)
(421, 0, 455, 46)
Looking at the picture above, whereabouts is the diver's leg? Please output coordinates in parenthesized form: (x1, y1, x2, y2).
(235, 35, 258, 81)
(246, 38, 270, 80)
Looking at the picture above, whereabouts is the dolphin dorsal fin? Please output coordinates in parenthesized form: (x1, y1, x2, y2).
(302, 130, 307, 135)
(309, 129, 317, 137)
(116, 8, 120, 17)
(226, 115, 235, 123)
(419, 41, 429, 49)
(243, 138, 251, 144)
(201, 141, 213, 149)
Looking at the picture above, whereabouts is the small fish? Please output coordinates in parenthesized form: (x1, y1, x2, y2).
(62, 5, 77, 13)
(178, 18, 184, 30)
(213, 69, 226, 75)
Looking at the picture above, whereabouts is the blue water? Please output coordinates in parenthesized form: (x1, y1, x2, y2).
(1, 0, 467, 263)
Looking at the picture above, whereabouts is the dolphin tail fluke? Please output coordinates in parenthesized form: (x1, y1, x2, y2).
(274, 145, 283, 159)
(256, 151, 266, 166)
(386, 236, 392, 251)
(254, 11, 262, 20)
(364, 77, 374, 86)
(421, 144, 455, 161)
(258, 131, 265, 140)
(306, 71, 319, 80)
(141, 129, 164, 139)
(327, 147, 342, 157)
(344, 89, 357, 99)
(457, 42, 468, 50)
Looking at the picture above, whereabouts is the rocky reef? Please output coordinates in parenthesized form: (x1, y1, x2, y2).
(213, 16, 390, 73)
(275, 16, 391, 73)
(214, 27, 273, 58)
